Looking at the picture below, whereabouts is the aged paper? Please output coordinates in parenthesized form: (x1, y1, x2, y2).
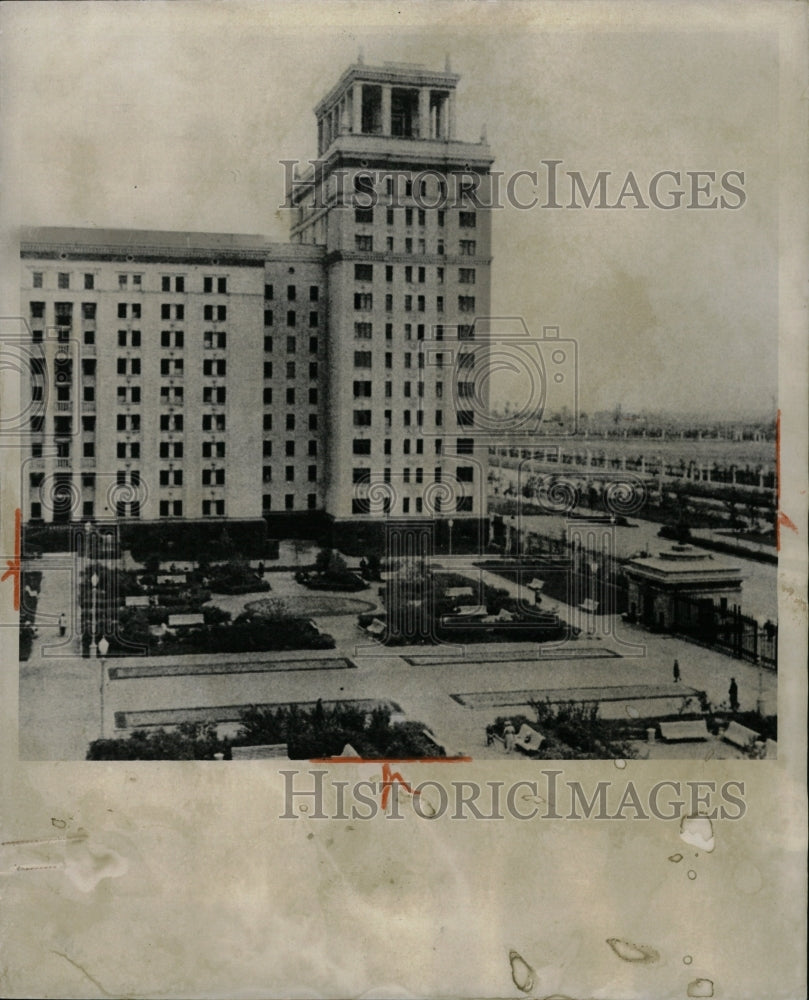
(1, 2, 807, 998)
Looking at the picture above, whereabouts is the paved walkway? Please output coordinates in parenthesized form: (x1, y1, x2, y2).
(18, 557, 777, 761)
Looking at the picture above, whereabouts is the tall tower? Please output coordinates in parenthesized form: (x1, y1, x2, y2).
(289, 61, 494, 541)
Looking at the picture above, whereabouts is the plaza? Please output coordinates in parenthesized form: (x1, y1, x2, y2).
(20, 543, 776, 761)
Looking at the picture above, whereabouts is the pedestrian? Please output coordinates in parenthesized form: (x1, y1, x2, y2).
(503, 720, 516, 753)
(485, 724, 495, 746)
(729, 677, 739, 713)
(673, 659, 680, 683)
(257, 561, 265, 577)
(58, 612, 67, 637)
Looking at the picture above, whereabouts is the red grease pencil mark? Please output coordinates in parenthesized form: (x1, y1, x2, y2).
(775, 410, 797, 549)
(1, 508, 22, 610)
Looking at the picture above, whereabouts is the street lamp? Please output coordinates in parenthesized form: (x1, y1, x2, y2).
(90, 572, 99, 657)
(447, 518, 454, 558)
(97, 635, 109, 738)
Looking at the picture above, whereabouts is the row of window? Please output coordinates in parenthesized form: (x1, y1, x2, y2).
(261, 412, 319, 431)
(32, 273, 233, 294)
(350, 437, 475, 457)
(265, 284, 319, 302)
(353, 293, 475, 313)
(354, 206, 476, 228)
(355, 264, 475, 284)
(354, 234, 477, 256)
(352, 466, 474, 483)
(351, 496, 473, 514)
(263, 494, 318, 512)
(262, 465, 319, 483)
(353, 350, 474, 369)
(263, 309, 319, 328)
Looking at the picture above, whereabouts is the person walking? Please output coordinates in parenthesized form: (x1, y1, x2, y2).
(673, 660, 680, 683)
(729, 677, 739, 713)
(58, 612, 67, 637)
(503, 720, 516, 753)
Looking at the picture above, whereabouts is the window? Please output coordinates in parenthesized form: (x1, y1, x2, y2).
(354, 264, 373, 281)
(355, 206, 373, 224)
(264, 309, 274, 326)
(308, 362, 318, 380)
(265, 283, 274, 300)
(30, 301, 45, 319)
(353, 380, 372, 399)
(437, 239, 445, 255)
(353, 409, 372, 427)
(286, 387, 296, 405)
(418, 209, 426, 227)
(286, 361, 296, 379)
(405, 238, 412, 254)
(456, 496, 473, 512)
(58, 272, 70, 289)
(285, 335, 296, 353)
(354, 322, 372, 339)
(353, 439, 371, 455)
(218, 277, 227, 294)
(459, 240, 476, 256)
(308, 414, 318, 431)
(203, 359, 226, 376)
(351, 498, 369, 515)
(309, 285, 318, 302)
(386, 265, 393, 282)
(31, 272, 43, 289)
(385, 293, 393, 312)
(287, 310, 296, 327)
(458, 296, 476, 313)
(309, 311, 318, 328)
(160, 330, 182, 348)
(405, 208, 413, 227)
(203, 386, 226, 404)
(353, 351, 372, 368)
(417, 295, 425, 312)
(387, 206, 395, 225)
(437, 267, 444, 284)
(404, 295, 412, 312)
(459, 211, 476, 228)
(309, 336, 318, 354)
(285, 441, 295, 457)
(456, 437, 475, 455)
(354, 292, 373, 310)
(418, 266, 426, 283)
(264, 362, 273, 379)
(457, 410, 475, 427)
(437, 209, 445, 227)
(204, 330, 226, 350)
(287, 285, 296, 301)
(385, 323, 393, 340)
(352, 468, 370, 484)
(385, 352, 392, 369)
(308, 439, 317, 456)
(459, 268, 476, 284)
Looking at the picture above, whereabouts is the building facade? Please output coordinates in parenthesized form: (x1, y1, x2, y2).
(20, 61, 493, 540)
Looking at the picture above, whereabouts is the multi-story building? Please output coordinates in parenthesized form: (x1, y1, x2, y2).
(19, 60, 493, 547)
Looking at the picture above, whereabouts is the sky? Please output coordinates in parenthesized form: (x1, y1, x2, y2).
(0, 1, 783, 418)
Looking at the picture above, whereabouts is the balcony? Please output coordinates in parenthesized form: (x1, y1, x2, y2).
(55, 458, 71, 469)
(28, 458, 46, 471)
(55, 400, 72, 412)
(82, 401, 96, 413)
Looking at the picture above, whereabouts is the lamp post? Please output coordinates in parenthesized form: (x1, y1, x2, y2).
(90, 572, 99, 657)
(97, 635, 109, 738)
(447, 518, 454, 558)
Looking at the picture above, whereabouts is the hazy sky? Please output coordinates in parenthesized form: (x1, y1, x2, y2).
(1, 2, 781, 418)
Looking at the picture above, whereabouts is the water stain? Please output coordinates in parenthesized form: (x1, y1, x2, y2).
(680, 816, 715, 853)
(683, 955, 693, 965)
(668, 853, 684, 863)
(614, 758, 627, 769)
(508, 949, 536, 993)
(51, 818, 66, 829)
(687, 978, 714, 997)
(626, 706, 640, 718)
(687, 870, 697, 880)
(606, 938, 660, 963)
(732, 861, 763, 894)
